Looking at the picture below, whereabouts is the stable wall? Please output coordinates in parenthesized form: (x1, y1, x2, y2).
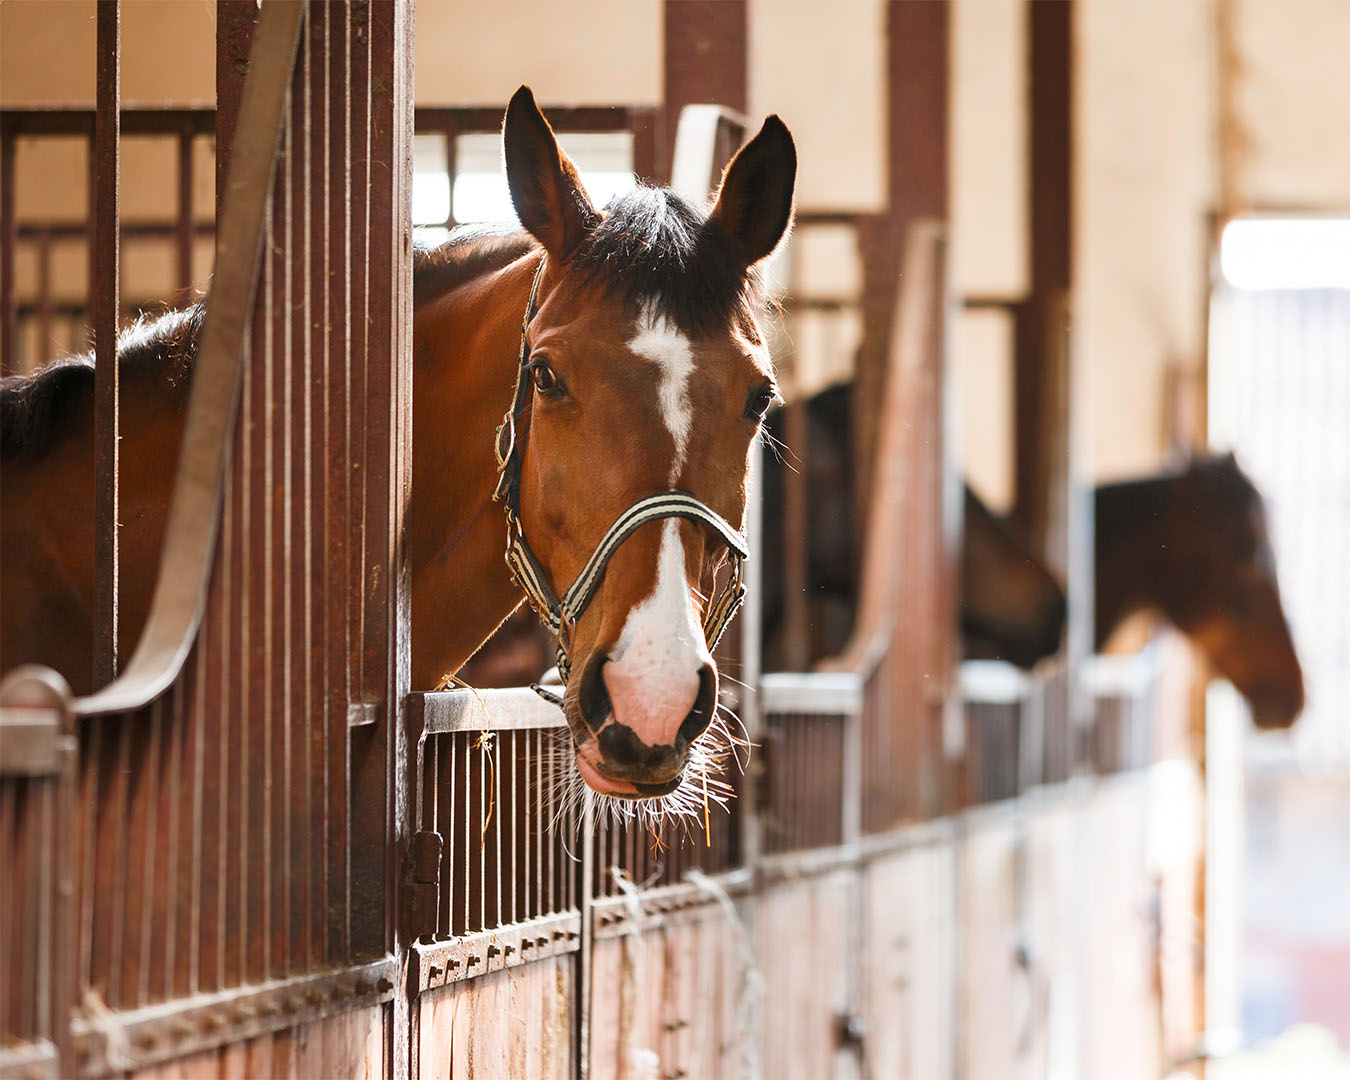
(6, 0, 1350, 470)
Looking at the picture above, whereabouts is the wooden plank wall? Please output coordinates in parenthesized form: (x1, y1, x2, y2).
(129, 1005, 386, 1080)
(418, 958, 572, 1080)
(756, 871, 859, 1080)
(861, 842, 959, 1080)
(588, 912, 747, 1080)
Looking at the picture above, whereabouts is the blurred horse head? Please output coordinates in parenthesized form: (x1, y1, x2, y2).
(1095, 454, 1304, 728)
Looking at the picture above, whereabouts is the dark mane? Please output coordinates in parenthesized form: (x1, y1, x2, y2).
(413, 228, 536, 307)
(2, 304, 205, 457)
(569, 186, 765, 338)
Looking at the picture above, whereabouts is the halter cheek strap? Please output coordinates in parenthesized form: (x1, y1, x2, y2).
(492, 256, 749, 695)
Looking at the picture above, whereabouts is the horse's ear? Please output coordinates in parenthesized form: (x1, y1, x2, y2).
(709, 115, 797, 267)
(503, 86, 599, 260)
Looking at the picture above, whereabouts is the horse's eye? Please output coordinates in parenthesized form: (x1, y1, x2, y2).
(745, 385, 778, 421)
(530, 361, 563, 396)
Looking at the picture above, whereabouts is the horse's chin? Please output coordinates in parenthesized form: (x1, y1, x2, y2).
(573, 752, 685, 800)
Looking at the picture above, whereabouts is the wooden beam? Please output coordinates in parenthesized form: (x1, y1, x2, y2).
(854, 0, 949, 557)
(662, 1, 747, 184)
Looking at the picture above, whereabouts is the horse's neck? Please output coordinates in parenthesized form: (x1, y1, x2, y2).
(1093, 475, 1175, 646)
(407, 258, 538, 687)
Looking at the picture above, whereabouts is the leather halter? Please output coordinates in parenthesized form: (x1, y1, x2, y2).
(492, 255, 749, 701)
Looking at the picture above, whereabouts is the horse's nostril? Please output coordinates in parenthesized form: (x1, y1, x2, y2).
(676, 665, 717, 749)
(578, 653, 612, 734)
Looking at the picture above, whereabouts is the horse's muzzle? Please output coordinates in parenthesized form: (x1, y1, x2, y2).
(571, 653, 718, 795)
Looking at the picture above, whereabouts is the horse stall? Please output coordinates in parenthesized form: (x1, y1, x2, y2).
(0, 3, 1215, 1079)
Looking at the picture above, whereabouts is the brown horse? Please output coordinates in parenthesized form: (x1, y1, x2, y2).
(1095, 454, 1303, 728)
(0, 87, 797, 806)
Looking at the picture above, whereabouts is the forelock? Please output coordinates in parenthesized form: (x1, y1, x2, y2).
(567, 186, 766, 338)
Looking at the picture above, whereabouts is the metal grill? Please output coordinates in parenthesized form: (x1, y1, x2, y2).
(0, 3, 411, 1074)
(0, 671, 77, 1075)
(66, 0, 402, 1013)
(592, 785, 743, 897)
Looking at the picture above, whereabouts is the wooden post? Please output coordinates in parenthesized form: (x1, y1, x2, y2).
(662, 0, 747, 185)
(854, 1, 948, 546)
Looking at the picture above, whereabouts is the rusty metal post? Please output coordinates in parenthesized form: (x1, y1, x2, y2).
(177, 127, 194, 291)
(35, 232, 52, 367)
(662, 0, 747, 184)
(781, 400, 811, 670)
(92, 0, 121, 687)
(0, 117, 16, 374)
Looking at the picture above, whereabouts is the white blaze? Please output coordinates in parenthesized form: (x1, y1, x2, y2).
(603, 519, 710, 739)
(628, 309, 695, 484)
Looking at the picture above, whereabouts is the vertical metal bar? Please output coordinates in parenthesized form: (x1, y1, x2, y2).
(188, 633, 207, 995)
(494, 738, 504, 928)
(0, 784, 14, 1039)
(739, 442, 764, 865)
(260, 141, 283, 982)
(576, 799, 596, 1080)
(510, 734, 518, 924)
(305, 0, 330, 970)
(245, 188, 273, 986)
(93, 0, 122, 688)
(348, 0, 371, 711)
(215, 1, 258, 200)
(227, 271, 252, 990)
(544, 732, 554, 915)
(534, 730, 543, 918)
(325, 0, 353, 965)
(35, 231, 52, 370)
(442, 130, 456, 230)
(781, 401, 811, 669)
(272, 88, 294, 984)
(462, 736, 470, 933)
(162, 678, 184, 1001)
(0, 117, 16, 373)
(136, 700, 167, 1008)
(177, 128, 194, 291)
(437, 737, 450, 938)
(478, 739, 486, 930)
(286, 12, 311, 975)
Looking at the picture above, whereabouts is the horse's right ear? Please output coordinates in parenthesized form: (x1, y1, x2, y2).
(709, 115, 797, 268)
(503, 86, 599, 260)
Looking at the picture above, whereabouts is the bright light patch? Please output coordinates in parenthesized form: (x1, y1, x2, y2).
(432, 131, 638, 228)
(1221, 218, 1350, 290)
(412, 134, 451, 227)
(452, 170, 638, 227)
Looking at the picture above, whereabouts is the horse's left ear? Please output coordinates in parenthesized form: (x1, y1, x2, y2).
(709, 115, 797, 267)
(503, 85, 599, 260)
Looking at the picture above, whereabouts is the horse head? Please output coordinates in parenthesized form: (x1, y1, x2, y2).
(1163, 454, 1304, 728)
(960, 484, 1066, 668)
(500, 88, 795, 800)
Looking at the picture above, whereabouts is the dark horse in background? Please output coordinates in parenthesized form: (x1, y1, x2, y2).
(1093, 454, 1303, 727)
(761, 386, 1303, 728)
(759, 384, 1065, 669)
